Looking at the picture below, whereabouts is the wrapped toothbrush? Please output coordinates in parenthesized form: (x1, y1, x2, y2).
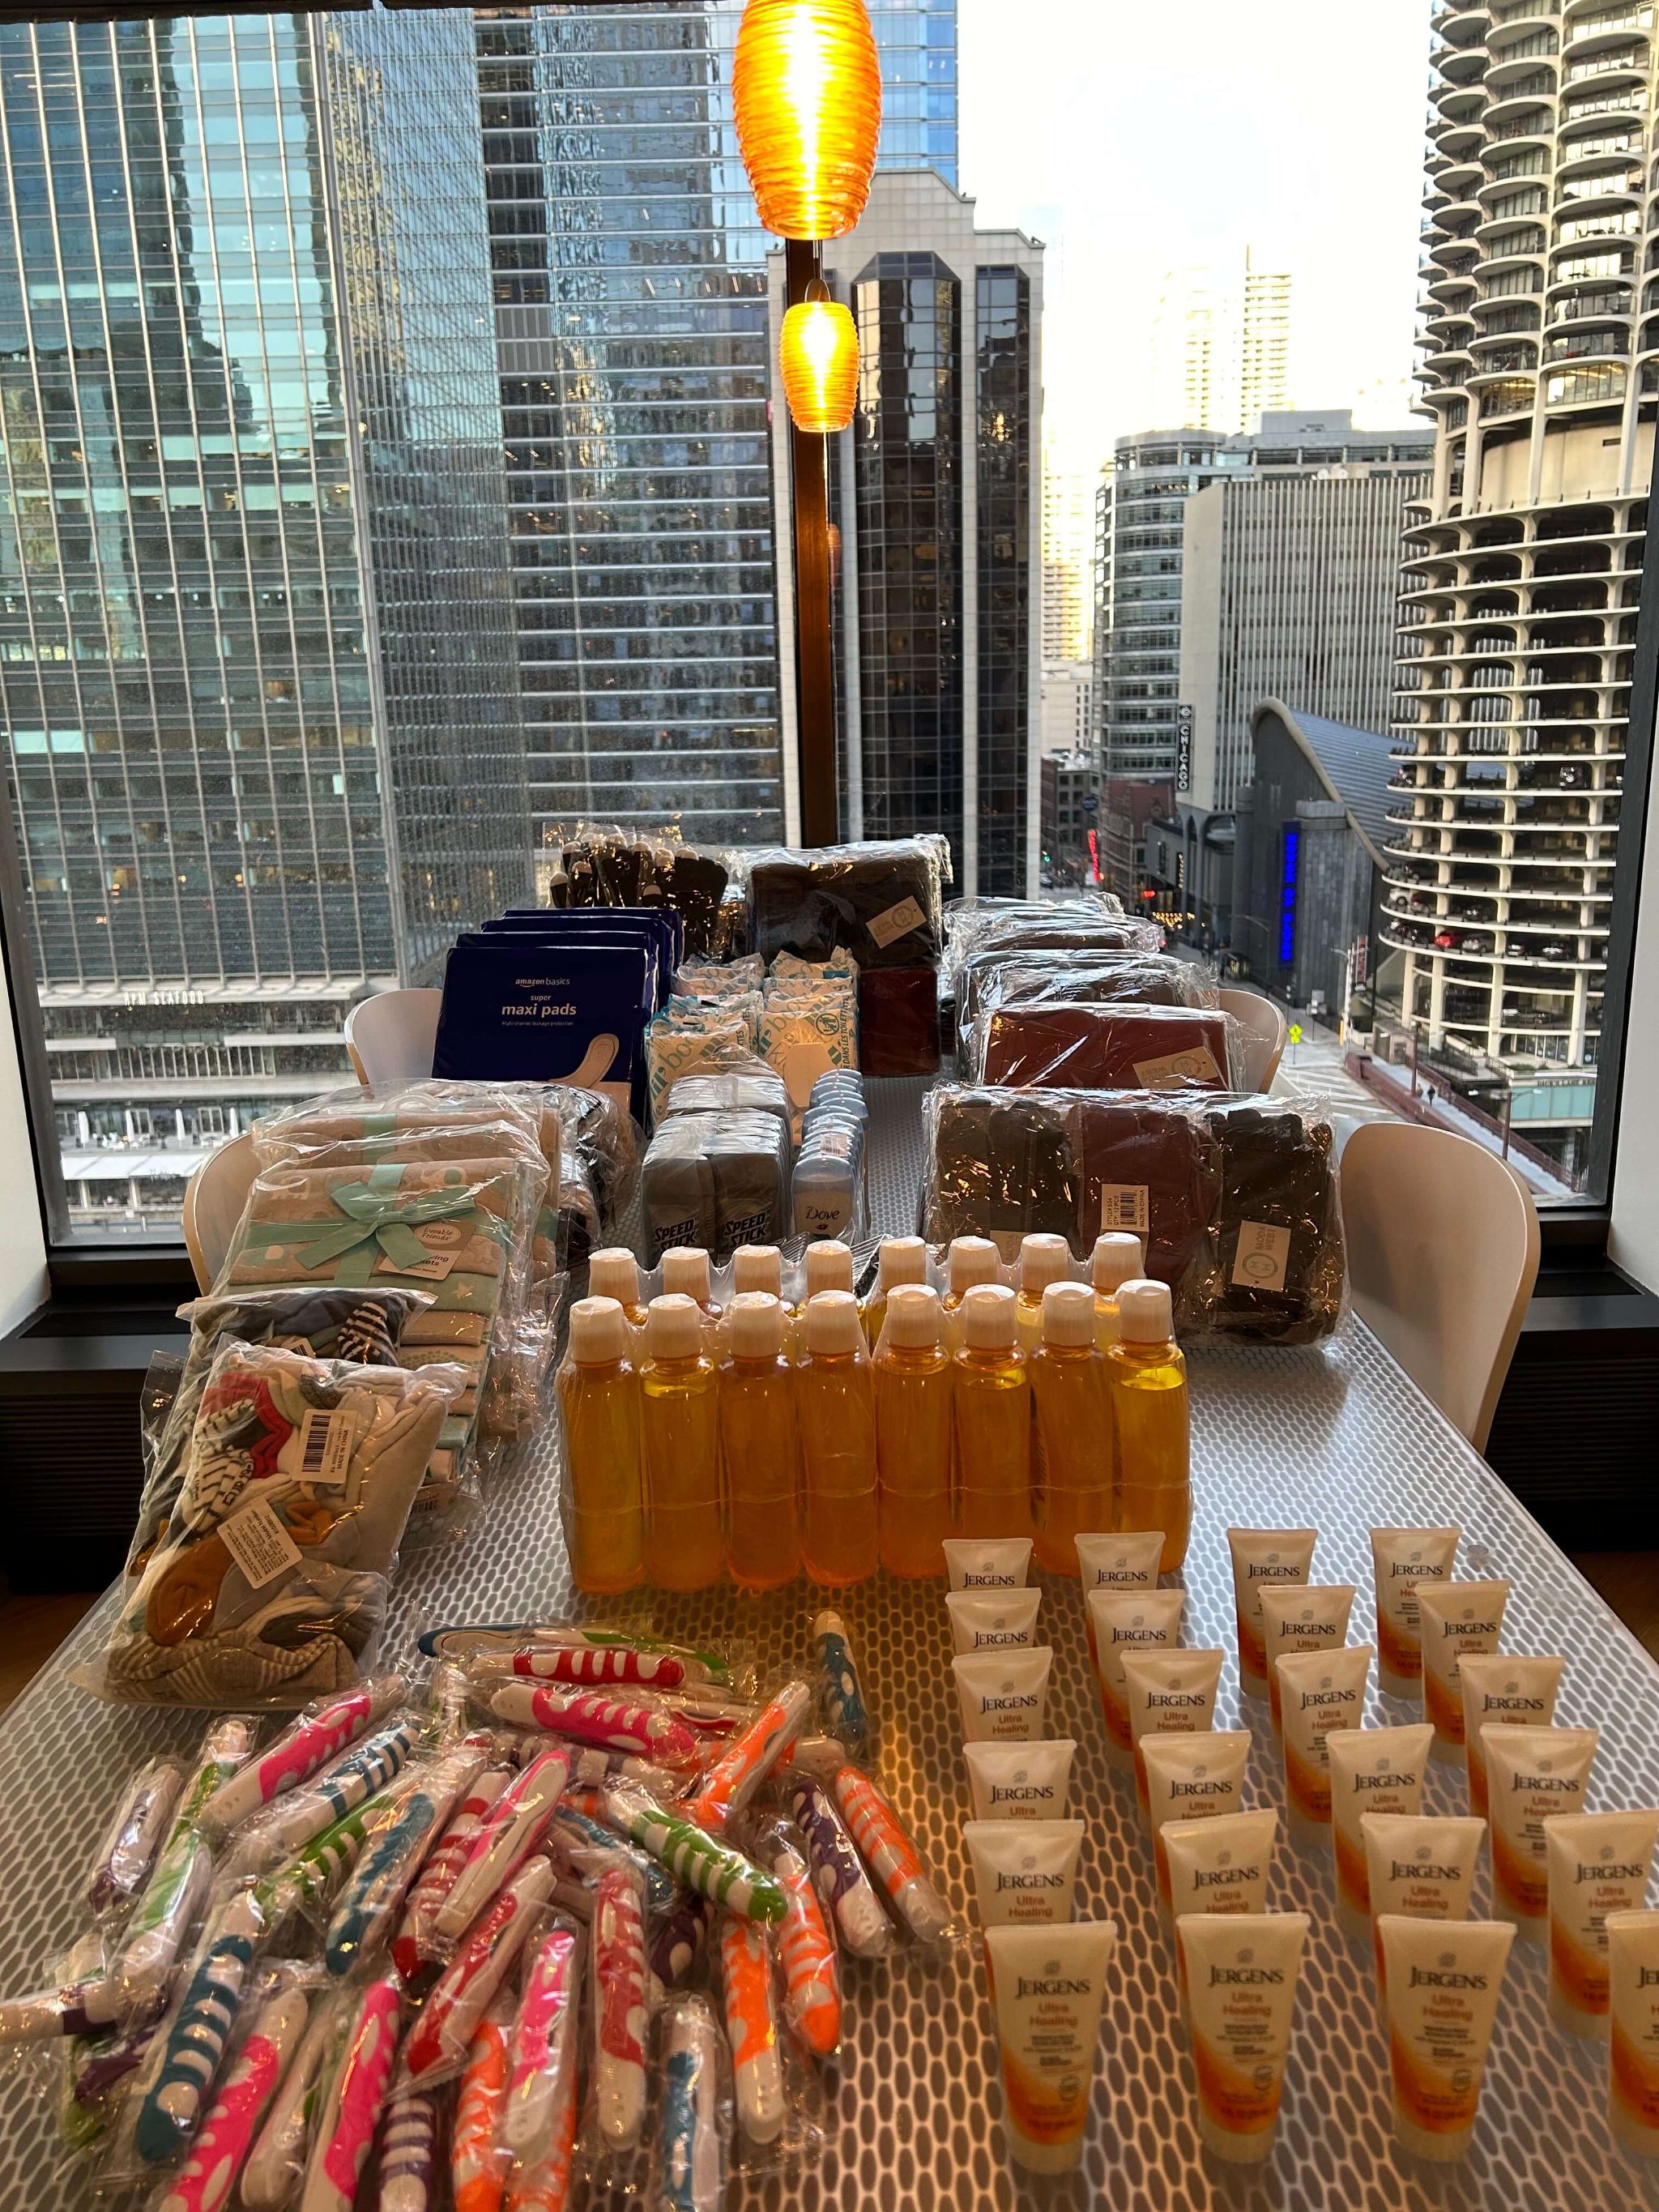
(451, 1989, 514, 2212)
(115, 1715, 258, 2009)
(586, 1860, 650, 2159)
(547, 1808, 673, 1913)
(812, 1612, 871, 1761)
(196, 1676, 406, 1843)
(299, 1975, 402, 2212)
(502, 1920, 582, 2165)
(376, 2084, 441, 2212)
(467, 1645, 689, 1689)
(420, 1622, 747, 1690)
(648, 1894, 709, 1996)
(830, 1767, 961, 1948)
(391, 1764, 513, 1987)
(714, 1915, 784, 2150)
(785, 1774, 890, 1960)
(151, 1979, 311, 2212)
(402, 1857, 556, 2090)
(484, 1682, 699, 1770)
(220, 1715, 425, 1882)
(599, 1783, 785, 1927)
(686, 1681, 811, 1834)
(85, 1756, 186, 1917)
(435, 1750, 569, 1945)
(650, 1992, 731, 2212)
(133, 1889, 278, 2163)
(740, 1817, 841, 2060)
(241, 1984, 356, 2211)
(323, 1743, 485, 1976)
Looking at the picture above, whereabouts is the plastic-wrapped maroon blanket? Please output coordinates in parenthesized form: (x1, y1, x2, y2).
(975, 1003, 1239, 1091)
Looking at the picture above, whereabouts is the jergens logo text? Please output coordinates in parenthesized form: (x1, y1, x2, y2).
(1209, 1962, 1282, 1986)
(1409, 1963, 1486, 1990)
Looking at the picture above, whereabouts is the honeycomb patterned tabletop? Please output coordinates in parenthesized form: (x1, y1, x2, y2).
(0, 1079, 1655, 2209)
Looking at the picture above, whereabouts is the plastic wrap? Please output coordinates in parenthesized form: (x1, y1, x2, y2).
(973, 950, 1219, 1015)
(639, 1112, 790, 1265)
(972, 1003, 1243, 1091)
(90, 1342, 465, 1706)
(646, 999, 762, 1123)
(659, 1065, 791, 1134)
(950, 916, 1166, 1027)
(922, 1085, 1346, 1339)
(548, 822, 730, 958)
(743, 836, 949, 971)
(856, 966, 940, 1077)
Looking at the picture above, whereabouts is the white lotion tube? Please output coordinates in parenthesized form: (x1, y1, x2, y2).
(1606, 1910, 1659, 2155)
(1275, 1644, 1373, 1846)
(1324, 1724, 1434, 1935)
(946, 1587, 1043, 1655)
(1177, 1911, 1310, 2164)
(1361, 1813, 1486, 1984)
(1120, 1648, 1223, 1821)
(943, 1537, 1033, 1592)
(1258, 1583, 1358, 1732)
(1368, 1526, 1460, 1700)
(965, 1819, 1085, 1928)
(1482, 1723, 1598, 1938)
(1144, 1732, 1252, 1910)
(984, 1919, 1118, 2174)
(1416, 1579, 1510, 1762)
(1545, 1809, 1659, 2039)
(953, 1648, 1054, 1744)
(1076, 1531, 1164, 1663)
(1377, 1915, 1514, 2161)
(1085, 1586, 1184, 1770)
(1225, 1527, 1317, 1699)
(1162, 1810, 1278, 1929)
(1457, 1652, 1564, 1823)
(963, 1739, 1076, 1823)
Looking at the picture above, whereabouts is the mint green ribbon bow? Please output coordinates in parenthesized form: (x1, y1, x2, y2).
(294, 1165, 480, 1270)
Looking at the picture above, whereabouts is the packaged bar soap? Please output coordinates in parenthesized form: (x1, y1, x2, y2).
(1545, 1810, 1659, 2038)
(1177, 1913, 1309, 2165)
(1029, 1281, 1115, 1573)
(1085, 1586, 1185, 1769)
(1378, 1916, 1514, 2162)
(953, 1285, 1033, 1543)
(1458, 1653, 1564, 1822)
(874, 1285, 953, 1578)
(1324, 1724, 1435, 1934)
(1225, 1528, 1317, 1701)
(557, 1297, 644, 1595)
(1369, 1527, 1461, 1698)
(717, 1294, 801, 1591)
(1482, 1723, 1598, 1937)
(1106, 1280, 1189, 1574)
(1417, 1580, 1511, 1762)
(639, 1295, 723, 1592)
(797, 1292, 878, 1586)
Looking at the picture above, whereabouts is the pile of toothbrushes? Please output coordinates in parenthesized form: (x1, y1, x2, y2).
(0, 1613, 957, 2210)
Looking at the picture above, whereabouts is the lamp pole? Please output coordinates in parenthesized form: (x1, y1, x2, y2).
(786, 236, 839, 846)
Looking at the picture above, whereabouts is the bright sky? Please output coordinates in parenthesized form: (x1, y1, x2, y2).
(957, 0, 1435, 476)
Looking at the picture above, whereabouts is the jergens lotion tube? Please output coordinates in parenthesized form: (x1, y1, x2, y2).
(1361, 1814, 1486, 1984)
(1606, 1910, 1659, 2155)
(963, 1739, 1076, 1824)
(1085, 1586, 1184, 1770)
(1226, 1527, 1316, 1700)
(1482, 1723, 1598, 1938)
(1162, 1811, 1278, 1931)
(1144, 1732, 1252, 1911)
(1258, 1583, 1357, 1733)
(1368, 1526, 1460, 1700)
(1416, 1579, 1510, 1762)
(1545, 1810, 1659, 2039)
(1378, 1915, 1514, 2161)
(1275, 1645, 1373, 1846)
(1457, 1653, 1564, 1822)
(1120, 1648, 1223, 1821)
(1077, 1531, 1164, 1666)
(953, 1649, 1054, 1745)
(984, 1919, 1118, 2174)
(1177, 1911, 1310, 2164)
(1325, 1723, 1435, 1935)
(965, 1819, 1085, 1929)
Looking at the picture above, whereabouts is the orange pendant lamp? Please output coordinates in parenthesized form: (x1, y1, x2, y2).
(781, 280, 859, 433)
(733, 0, 882, 241)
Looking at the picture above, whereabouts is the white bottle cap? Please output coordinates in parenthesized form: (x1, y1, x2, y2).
(646, 1292, 703, 1360)
(804, 1240, 855, 1296)
(1116, 1277, 1175, 1345)
(1091, 1231, 1145, 1293)
(948, 1235, 1000, 1296)
(588, 1248, 642, 1306)
(804, 1288, 863, 1356)
(885, 1282, 942, 1350)
(661, 1247, 712, 1304)
(876, 1236, 928, 1290)
(728, 1291, 784, 1359)
(731, 1245, 783, 1297)
(1042, 1279, 1096, 1348)
(962, 1281, 1017, 1351)
(569, 1295, 629, 1363)
(1019, 1232, 1071, 1294)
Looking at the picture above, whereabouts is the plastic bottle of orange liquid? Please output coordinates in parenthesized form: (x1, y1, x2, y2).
(1030, 1279, 1115, 1573)
(1014, 1232, 1072, 1356)
(731, 1244, 783, 1300)
(953, 1282, 1032, 1542)
(639, 1292, 723, 1591)
(719, 1291, 800, 1588)
(1107, 1278, 1190, 1574)
(798, 1289, 879, 1586)
(587, 1248, 650, 1329)
(1090, 1231, 1145, 1349)
(874, 1283, 953, 1578)
(661, 1245, 723, 1324)
(557, 1295, 644, 1593)
(861, 1235, 927, 1349)
(940, 1235, 1000, 1353)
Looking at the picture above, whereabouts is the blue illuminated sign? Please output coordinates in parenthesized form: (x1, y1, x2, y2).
(1278, 822, 1299, 967)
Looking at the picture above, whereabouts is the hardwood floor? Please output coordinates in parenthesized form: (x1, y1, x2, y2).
(0, 1559, 1653, 1715)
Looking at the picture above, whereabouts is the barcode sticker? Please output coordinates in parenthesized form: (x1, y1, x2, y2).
(220, 1497, 302, 1591)
(1132, 1047, 1223, 1089)
(1100, 1183, 1150, 1234)
(1231, 1220, 1291, 1292)
(867, 895, 926, 950)
(376, 1220, 463, 1283)
(297, 1408, 353, 1486)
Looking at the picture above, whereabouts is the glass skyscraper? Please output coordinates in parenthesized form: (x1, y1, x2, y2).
(0, 11, 527, 1232)
(475, 0, 958, 853)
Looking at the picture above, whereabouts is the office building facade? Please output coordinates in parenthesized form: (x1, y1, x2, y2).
(1146, 254, 1294, 437)
(770, 169, 1043, 895)
(1041, 443, 1092, 660)
(479, 0, 958, 854)
(0, 10, 527, 1231)
(1385, 0, 1653, 1179)
(1095, 412, 1431, 786)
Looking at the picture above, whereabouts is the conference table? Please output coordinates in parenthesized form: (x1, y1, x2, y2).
(0, 1078, 1653, 2210)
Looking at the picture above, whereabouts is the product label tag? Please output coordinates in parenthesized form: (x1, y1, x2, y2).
(296, 1408, 354, 1486)
(867, 895, 926, 950)
(1231, 1220, 1291, 1291)
(220, 1497, 302, 1590)
(377, 1219, 463, 1282)
(1132, 1046, 1222, 1089)
(1099, 1183, 1150, 1234)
